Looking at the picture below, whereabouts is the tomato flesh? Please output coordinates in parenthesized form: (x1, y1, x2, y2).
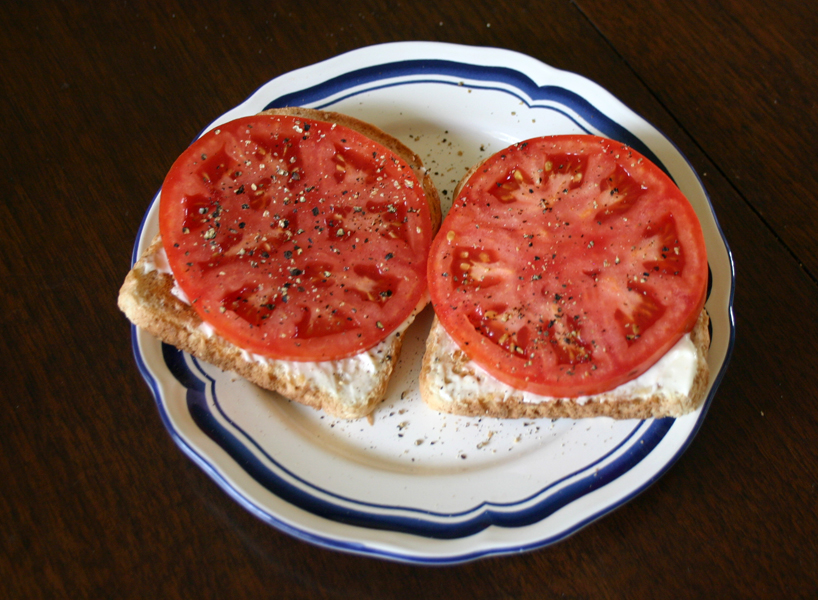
(428, 135, 708, 397)
(159, 114, 433, 361)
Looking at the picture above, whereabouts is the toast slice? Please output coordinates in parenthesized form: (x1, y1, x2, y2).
(419, 309, 710, 420)
(119, 108, 441, 419)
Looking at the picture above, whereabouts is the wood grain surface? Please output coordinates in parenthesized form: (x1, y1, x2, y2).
(2, 1, 816, 598)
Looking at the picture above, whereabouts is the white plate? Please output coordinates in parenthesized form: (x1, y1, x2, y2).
(130, 42, 735, 564)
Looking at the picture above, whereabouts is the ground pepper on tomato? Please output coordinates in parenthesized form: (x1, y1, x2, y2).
(427, 135, 708, 397)
(159, 114, 434, 362)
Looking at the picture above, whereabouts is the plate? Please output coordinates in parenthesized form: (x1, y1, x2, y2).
(130, 41, 735, 564)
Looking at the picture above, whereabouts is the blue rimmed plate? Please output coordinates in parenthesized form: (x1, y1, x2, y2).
(130, 42, 735, 564)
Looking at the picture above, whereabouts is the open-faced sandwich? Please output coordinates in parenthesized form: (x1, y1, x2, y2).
(119, 107, 441, 419)
(420, 135, 709, 419)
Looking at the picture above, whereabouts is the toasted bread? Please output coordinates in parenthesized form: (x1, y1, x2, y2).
(119, 108, 440, 419)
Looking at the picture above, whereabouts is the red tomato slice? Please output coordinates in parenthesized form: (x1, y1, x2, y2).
(159, 114, 433, 361)
(428, 135, 708, 397)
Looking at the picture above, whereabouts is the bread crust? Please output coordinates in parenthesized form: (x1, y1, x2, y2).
(119, 108, 440, 419)
(419, 309, 710, 420)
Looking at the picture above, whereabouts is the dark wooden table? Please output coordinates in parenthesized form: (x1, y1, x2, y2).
(3, 1, 817, 598)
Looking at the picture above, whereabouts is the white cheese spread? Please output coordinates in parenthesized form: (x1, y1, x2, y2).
(239, 316, 415, 408)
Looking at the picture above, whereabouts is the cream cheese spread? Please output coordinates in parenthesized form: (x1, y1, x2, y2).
(239, 314, 416, 408)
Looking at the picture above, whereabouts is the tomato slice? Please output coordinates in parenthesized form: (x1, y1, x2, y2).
(428, 135, 708, 397)
(159, 114, 433, 361)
